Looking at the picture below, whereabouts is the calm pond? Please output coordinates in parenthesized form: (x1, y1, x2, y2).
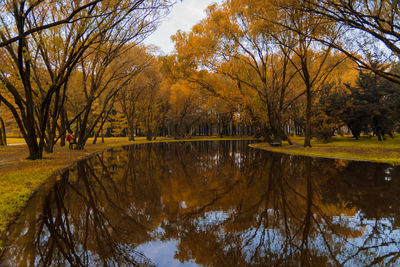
(1, 140, 400, 266)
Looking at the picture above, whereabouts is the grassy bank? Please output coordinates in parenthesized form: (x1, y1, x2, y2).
(0, 136, 257, 247)
(251, 135, 400, 165)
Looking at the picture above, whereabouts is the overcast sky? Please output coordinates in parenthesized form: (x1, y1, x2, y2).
(143, 0, 223, 54)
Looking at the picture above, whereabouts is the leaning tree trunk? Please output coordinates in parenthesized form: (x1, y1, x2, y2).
(93, 113, 107, 144)
(93, 130, 99, 144)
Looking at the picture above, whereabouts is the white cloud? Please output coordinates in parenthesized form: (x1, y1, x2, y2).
(143, 0, 223, 54)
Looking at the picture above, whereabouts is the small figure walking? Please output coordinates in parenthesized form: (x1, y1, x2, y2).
(66, 131, 75, 150)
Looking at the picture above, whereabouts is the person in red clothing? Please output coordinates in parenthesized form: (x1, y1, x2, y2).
(66, 131, 75, 150)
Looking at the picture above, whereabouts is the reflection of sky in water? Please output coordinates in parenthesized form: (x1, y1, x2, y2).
(137, 210, 400, 266)
(228, 152, 243, 167)
(385, 167, 393, 181)
(137, 240, 199, 267)
(335, 213, 400, 266)
(4, 141, 400, 266)
(197, 211, 231, 226)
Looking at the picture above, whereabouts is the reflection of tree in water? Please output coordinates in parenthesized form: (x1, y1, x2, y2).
(320, 160, 400, 266)
(2, 141, 400, 266)
(167, 154, 400, 266)
(2, 147, 161, 266)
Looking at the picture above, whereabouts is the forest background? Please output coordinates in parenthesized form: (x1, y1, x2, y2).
(0, 0, 400, 160)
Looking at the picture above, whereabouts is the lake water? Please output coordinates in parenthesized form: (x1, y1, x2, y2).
(1, 140, 400, 266)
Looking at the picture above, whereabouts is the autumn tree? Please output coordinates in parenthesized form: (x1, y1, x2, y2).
(118, 47, 158, 141)
(256, 0, 346, 146)
(0, 0, 173, 158)
(28, 2, 131, 153)
(161, 54, 249, 137)
(171, 1, 304, 143)
(74, 43, 152, 150)
(137, 66, 166, 141)
(0, 0, 106, 47)
(299, 0, 400, 85)
(0, 0, 114, 158)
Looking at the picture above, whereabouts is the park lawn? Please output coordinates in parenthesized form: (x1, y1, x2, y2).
(251, 135, 400, 165)
(0, 136, 257, 248)
(5, 137, 26, 144)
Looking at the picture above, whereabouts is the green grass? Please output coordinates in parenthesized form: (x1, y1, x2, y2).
(6, 135, 257, 145)
(251, 135, 400, 165)
(312, 135, 400, 148)
(5, 137, 25, 144)
(0, 168, 56, 248)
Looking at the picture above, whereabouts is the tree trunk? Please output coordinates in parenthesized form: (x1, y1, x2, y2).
(218, 119, 223, 138)
(0, 129, 3, 146)
(60, 109, 66, 147)
(173, 123, 179, 139)
(304, 86, 312, 148)
(284, 133, 293, 145)
(129, 120, 135, 141)
(93, 130, 99, 144)
(0, 117, 5, 146)
(75, 103, 92, 150)
(26, 137, 42, 160)
(146, 128, 152, 141)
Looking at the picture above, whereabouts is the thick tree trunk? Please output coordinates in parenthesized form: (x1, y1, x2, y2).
(75, 103, 91, 150)
(25, 121, 42, 159)
(26, 136, 42, 160)
(26, 112, 43, 159)
(45, 140, 54, 153)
